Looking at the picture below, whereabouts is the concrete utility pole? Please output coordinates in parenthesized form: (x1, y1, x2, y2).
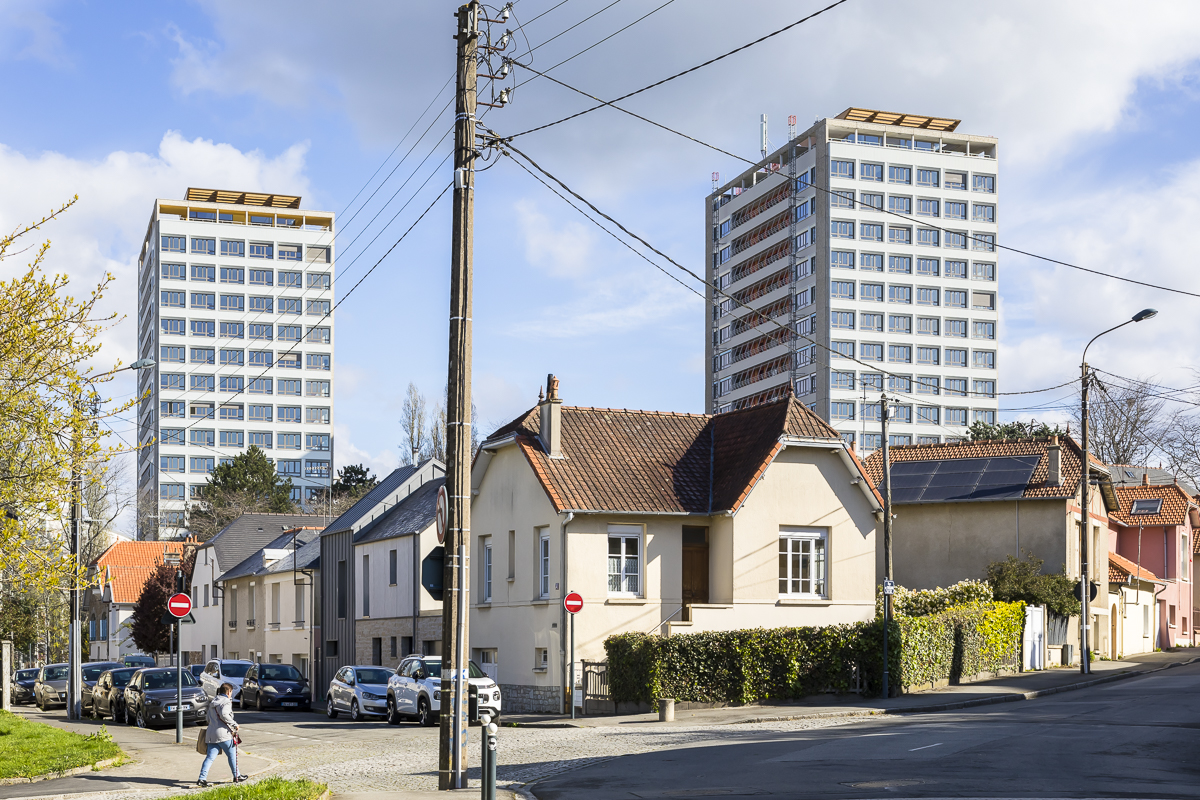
(439, 1, 478, 789)
(880, 393, 893, 699)
(67, 397, 83, 720)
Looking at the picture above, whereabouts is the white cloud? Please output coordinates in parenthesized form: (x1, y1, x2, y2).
(0, 0, 68, 66)
(333, 424, 398, 479)
(515, 199, 594, 278)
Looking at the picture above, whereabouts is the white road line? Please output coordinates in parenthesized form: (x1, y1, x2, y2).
(908, 742, 943, 751)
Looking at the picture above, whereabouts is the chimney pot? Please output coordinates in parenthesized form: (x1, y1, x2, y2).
(539, 374, 563, 458)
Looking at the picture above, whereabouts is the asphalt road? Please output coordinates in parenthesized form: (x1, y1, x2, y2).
(532, 662, 1200, 800)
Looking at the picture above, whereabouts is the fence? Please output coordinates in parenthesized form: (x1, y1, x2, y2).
(581, 660, 610, 716)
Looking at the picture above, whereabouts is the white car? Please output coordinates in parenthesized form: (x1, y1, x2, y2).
(385, 655, 501, 727)
(199, 659, 253, 701)
(326, 665, 392, 721)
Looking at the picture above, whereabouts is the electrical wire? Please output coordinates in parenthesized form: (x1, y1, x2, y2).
(510, 0, 626, 61)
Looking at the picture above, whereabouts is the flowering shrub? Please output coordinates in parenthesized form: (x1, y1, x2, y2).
(876, 578, 993, 618)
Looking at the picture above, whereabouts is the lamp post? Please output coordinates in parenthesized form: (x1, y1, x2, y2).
(1078, 310, 1156, 674)
(68, 358, 155, 720)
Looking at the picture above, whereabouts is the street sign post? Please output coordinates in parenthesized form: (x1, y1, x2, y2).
(167, 593, 192, 618)
(564, 592, 583, 719)
(167, 592, 191, 743)
(435, 485, 448, 545)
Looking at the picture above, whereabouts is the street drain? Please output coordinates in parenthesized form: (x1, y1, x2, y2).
(844, 779, 927, 789)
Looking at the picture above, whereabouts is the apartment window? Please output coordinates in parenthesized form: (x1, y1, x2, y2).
(190, 457, 215, 474)
(860, 163, 883, 182)
(248, 432, 272, 449)
(306, 245, 331, 264)
(888, 345, 912, 363)
(279, 406, 302, 423)
(161, 318, 185, 336)
(831, 311, 855, 330)
(249, 324, 273, 341)
(946, 408, 968, 426)
(888, 195, 912, 214)
(945, 348, 968, 368)
(220, 267, 244, 284)
(945, 231, 967, 249)
(831, 402, 855, 421)
(917, 347, 940, 365)
(831, 341, 854, 359)
(831, 281, 855, 300)
(307, 407, 330, 424)
(220, 321, 244, 339)
(971, 233, 996, 253)
(306, 353, 331, 371)
(191, 292, 215, 310)
(972, 174, 996, 193)
(278, 325, 302, 342)
(888, 166, 911, 185)
(860, 253, 883, 272)
(888, 286, 912, 304)
(974, 410, 996, 424)
(912, 259, 938, 278)
(219, 376, 244, 393)
(306, 434, 331, 451)
(778, 528, 827, 596)
(862, 433, 882, 451)
(308, 273, 332, 290)
(249, 350, 272, 368)
(860, 313, 883, 332)
(860, 343, 883, 362)
(861, 283, 883, 302)
(888, 256, 911, 275)
(888, 315, 911, 334)
(914, 288, 939, 307)
(916, 229, 940, 247)
(915, 199, 940, 219)
(219, 404, 243, 420)
(537, 532, 551, 598)
(945, 290, 968, 308)
(307, 460, 330, 479)
(249, 243, 273, 259)
(306, 327, 331, 344)
(862, 402, 881, 422)
(972, 262, 996, 282)
(278, 245, 302, 262)
(162, 235, 185, 253)
(161, 346, 185, 364)
(917, 376, 940, 395)
(1182, 534, 1189, 581)
(860, 223, 883, 242)
(161, 373, 184, 391)
(973, 321, 996, 340)
(162, 428, 185, 444)
(190, 402, 214, 419)
(830, 220, 855, 239)
(973, 350, 996, 369)
(916, 169, 939, 188)
(219, 430, 243, 448)
(249, 296, 273, 313)
(945, 378, 968, 397)
(973, 380, 996, 398)
(830, 250, 855, 270)
(192, 237, 216, 255)
(831, 371, 855, 390)
(161, 455, 185, 473)
(248, 377, 272, 394)
(917, 317, 939, 336)
(189, 320, 214, 338)
(189, 374, 214, 392)
(860, 192, 883, 211)
(607, 526, 641, 595)
(483, 542, 493, 602)
(161, 290, 185, 308)
(279, 270, 303, 288)
(917, 406, 939, 425)
(830, 190, 854, 209)
(890, 405, 912, 424)
(972, 204, 996, 223)
(220, 239, 245, 258)
(306, 300, 332, 317)
(941, 171, 965, 190)
(191, 265, 216, 282)
(278, 434, 301, 450)
(219, 349, 243, 366)
(830, 159, 854, 179)
(278, 379, 301, 395)
(162, 511, 186, 527)
(972, 292, 996, 311)
(249, 405, 273, 422)
(278, 459, 301, 476)
(860, 373, 883, 392)
(889, 226, 912, 245)
(888, 375, 912, 393)
(279, 298, 302, 315)
(305, 380, 331, 398)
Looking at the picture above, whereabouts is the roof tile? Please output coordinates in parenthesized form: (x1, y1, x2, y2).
(1110, 484, 1195, 527)
(92, 541, 193, 604)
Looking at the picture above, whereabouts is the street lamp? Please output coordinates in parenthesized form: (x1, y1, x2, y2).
(1078, 309, 1156, 674)
(68, 358, 155, 719)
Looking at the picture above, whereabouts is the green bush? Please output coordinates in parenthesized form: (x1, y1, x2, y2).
(897, 600, 1025, 688)
(987, 553, 1079, 617)
(876, 578, 994, 618)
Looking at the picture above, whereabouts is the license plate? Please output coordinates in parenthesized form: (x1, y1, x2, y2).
(166, 704, 191, 712)
(282, 702, 298, 707)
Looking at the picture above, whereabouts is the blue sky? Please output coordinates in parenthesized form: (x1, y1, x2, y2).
(4, 0, 1200, 484)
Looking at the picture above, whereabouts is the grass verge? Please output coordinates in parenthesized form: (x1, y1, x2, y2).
(0, 711, 124, 779)
(161, 777, 327, 799)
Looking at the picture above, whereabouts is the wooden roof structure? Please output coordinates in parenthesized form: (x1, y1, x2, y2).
(835, 107, 961, 132)
(184, 187, 302, 209)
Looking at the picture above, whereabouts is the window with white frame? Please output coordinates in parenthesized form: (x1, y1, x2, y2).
(538, 532, 550, 598)
(607, 525, 641, 596)
(778, 527, 827, 597)
(483, 540, 493, 602)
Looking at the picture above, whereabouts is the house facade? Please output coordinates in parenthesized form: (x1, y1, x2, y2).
(863, 435, 1116, 665)
(87, 540, 193, 661)
(470, 377, 882, 713)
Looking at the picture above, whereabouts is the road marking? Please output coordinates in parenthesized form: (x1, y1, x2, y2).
(908, 742, 943, 751)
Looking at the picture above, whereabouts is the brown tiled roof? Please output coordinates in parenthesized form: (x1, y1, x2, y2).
(1109, 484, 1195, 527)
(1109, 550, 1161, 584)
(485, 396, 846, 514)
(92, 541, 193, 604)
(861, 436, 1088, 501)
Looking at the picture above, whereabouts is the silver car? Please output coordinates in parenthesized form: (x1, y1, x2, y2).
(325, 665, 392, 722)
(35, 663, 69, 710)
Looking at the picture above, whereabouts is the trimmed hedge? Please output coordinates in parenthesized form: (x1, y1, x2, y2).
(898, 600, 1025, 689)
(605, 620, 901, 703)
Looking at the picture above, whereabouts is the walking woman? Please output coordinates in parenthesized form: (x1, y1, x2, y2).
(198, 682, 248, 787)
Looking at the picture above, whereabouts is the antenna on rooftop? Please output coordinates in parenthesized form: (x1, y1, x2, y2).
(788, 115, 797, 141)
(760, 114, 769, 159)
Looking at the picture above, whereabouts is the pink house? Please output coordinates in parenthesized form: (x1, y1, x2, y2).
(1108, 481, 1198, 649)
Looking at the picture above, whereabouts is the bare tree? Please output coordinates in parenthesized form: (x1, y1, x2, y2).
(81, 456, 135, 562)
(400, 383, 429, 466)
(427, 399, 448, 464)
(1072, 375, 1170, 466)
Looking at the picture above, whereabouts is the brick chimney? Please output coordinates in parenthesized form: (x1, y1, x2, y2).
(539, 374, 563, 459)
(1143, 472, 1150, 486)
(1047, 435, 1062, 486)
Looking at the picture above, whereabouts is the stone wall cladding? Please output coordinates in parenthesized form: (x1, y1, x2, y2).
(500, 683, 561, 714)
(355, 615, 444, 665)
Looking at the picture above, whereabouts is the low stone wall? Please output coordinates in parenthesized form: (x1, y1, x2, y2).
(499, 683, 561, 714)
(355, 615, 444, 666)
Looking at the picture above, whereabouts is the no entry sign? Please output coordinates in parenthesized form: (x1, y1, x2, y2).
(564, 592, 583, 614)
(167, 593, 192, 618)
(435, 485, 448, 544)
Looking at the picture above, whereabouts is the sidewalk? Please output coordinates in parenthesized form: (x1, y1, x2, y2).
(503, 648, 1200, 730)
(331, 792, 523, 800)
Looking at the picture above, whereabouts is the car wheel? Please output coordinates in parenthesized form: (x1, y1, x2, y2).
(326, 696, 338, 719)
(386, 696, 401, 726)
(136, 708, 147, 729)
(124, 704, 133, 725)
(256, 693, 264, 712)
(239, 693, 246, 710)
(91, 700, 99, 720)
(36, 693, 43, 712)
(350, 699, 362, 722)
(418, 697, 435, 727)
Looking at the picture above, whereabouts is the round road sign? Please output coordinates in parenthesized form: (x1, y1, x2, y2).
(564, 592, 583, 614)
(435, 484, 448, 544)
(167, 592, 192, 618)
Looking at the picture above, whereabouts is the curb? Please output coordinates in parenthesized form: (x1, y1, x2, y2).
(0, 757, 123, 787)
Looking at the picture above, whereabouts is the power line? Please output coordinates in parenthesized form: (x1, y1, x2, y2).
(510, 0, 626, 61)
(508, 0, 851, 139)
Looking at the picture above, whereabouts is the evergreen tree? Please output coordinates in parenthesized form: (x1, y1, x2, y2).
(128, 549, 194, 655)
(187, 446, 295, 540)
(986, 552, 1079, 617)
(969, 419, 1065, 442)
(332, 464, 378, 497)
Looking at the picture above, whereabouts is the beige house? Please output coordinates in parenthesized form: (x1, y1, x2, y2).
(469, 377, 882, 713)
(863, 435, 1117, 664)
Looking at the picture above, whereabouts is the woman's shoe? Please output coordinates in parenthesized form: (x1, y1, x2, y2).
(197, 780, 210, 787)
(234, 775, 249, 783)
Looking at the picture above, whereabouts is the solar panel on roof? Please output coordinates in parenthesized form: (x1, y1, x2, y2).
(888, 456, 1040, 504)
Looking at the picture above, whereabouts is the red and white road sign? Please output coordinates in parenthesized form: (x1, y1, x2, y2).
(435, 485, 448, 544)
(167, 593, 192, 618)
(564, 592, 583, 614)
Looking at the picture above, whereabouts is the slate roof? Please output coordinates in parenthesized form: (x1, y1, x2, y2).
(1109, 550, 1162, 584)
(1109, 465, 1198, 497)
(201, 513, 328, 576)
(354, 478, 443, 545)
(1109, 484, 1195, 528)
(482, 396, 847, 514)
(92, 541, 192, 604)
(219, 528, 322, 581)
(862, 436, 1107, 504)
(322, 463, 423, 535)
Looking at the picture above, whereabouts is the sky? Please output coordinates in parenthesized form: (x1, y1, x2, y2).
(4, 0, 1200, 488)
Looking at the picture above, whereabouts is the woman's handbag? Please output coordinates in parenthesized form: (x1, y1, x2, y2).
(195, 730, 207, 755)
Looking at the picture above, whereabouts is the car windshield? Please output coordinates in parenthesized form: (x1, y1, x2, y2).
(111, 669, 137, 686)
(419, 661, 485, 679)
(43, 666, 68, 681)
(144, 671, 197, 690)
(219, 662, 251, 678)
(126, 657, 154, 666)
(83, 664, 119, 681)
(16, 669, 37, 680)
(261, 665, 302, 681)
(355, 668, 392, 685)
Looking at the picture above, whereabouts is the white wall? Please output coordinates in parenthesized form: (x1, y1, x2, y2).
(183, 545, 225, 662)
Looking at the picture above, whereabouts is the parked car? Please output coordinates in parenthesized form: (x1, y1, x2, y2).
(34, 663, 69, 710)
(90, 667, 138, 721)
(188, 664, 206, 680)
(10, 668, 38, 705)
(122, 667, 209, 728)
(241, 663, 310, 712)
(325, 665, 392, 721)
(122, 654, 156, 669)
(199, 659, 253, 700)
(80, 661, 124, 713)
(385, 656, 501, 727)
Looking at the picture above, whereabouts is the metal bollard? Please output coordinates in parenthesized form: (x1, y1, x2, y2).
(479, 712, 491, 796)
(485, 720, 498, 800)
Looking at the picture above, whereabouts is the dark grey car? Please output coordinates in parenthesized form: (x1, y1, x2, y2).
(34, 663, 69, 710)
(240, 663, 311, 711)
(90, 667, 138, 721)
(80, 661, 124, 712)
(123, 667, 209, 728)
(11, 668, 37, 705)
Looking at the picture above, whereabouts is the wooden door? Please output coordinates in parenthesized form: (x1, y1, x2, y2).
(682, 525, 710, 607)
